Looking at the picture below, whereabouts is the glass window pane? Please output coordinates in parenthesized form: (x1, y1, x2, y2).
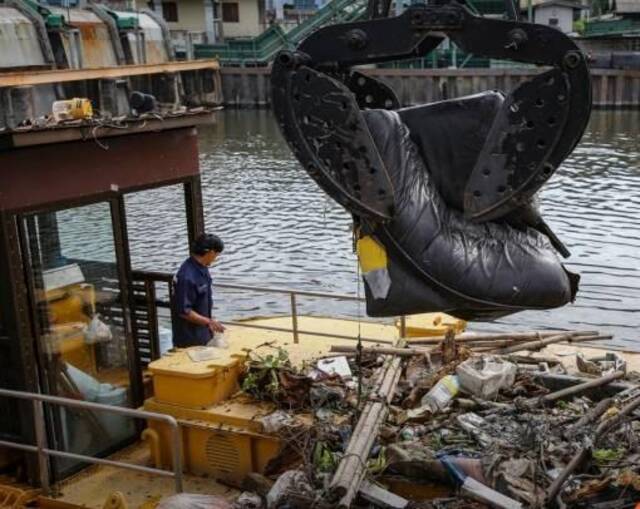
(125, 185, 189, 272)
(125, 185, 189, 355)
(23, 203, 136, 475)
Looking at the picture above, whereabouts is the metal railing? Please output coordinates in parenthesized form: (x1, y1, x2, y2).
(132, 270, 407, 346)
(0, 388, 183, 495)
(215, 281, 407, 344)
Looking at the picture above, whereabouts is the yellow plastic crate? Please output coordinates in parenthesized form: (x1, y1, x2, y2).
(398, 313, 466, 338)
(148, 348, 247, 409)
(143, 397, 282, 485)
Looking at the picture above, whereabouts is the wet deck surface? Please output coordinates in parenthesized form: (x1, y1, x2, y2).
(54, 444, 238, 508)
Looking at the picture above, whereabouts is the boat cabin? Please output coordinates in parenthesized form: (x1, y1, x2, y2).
(0, 108, 214, 483)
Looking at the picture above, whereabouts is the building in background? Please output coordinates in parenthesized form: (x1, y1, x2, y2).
(147, 0, 265, 43)
(580, 0, 640, 54)
(529, 0, 588, 33)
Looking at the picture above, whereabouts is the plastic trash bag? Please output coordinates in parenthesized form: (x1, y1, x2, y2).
(157, 494, 232, 509)
(359, 109, 578, 320)
(85, 314, 112, 344)
(207, 332, 229, 349)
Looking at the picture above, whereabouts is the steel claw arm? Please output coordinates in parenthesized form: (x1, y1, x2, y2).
(272, 1, 591, 231)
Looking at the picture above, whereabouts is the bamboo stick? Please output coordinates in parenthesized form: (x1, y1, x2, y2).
(408, 330, 598, 345)
(329, 355, 403, 509)
(546, 394, 640, 503)
(539, 371, 625, 404)
(330, 345, 428, 357)
(491, 333, 576, 355)
(478, 334, 611, 354)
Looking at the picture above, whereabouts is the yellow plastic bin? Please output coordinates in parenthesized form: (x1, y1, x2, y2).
(397, 313, 466, 338)
(143, 397, 283, 485)
(149, 348, 247, 409)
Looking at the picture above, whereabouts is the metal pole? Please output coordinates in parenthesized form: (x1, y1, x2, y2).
(170, 426, 184, 493)
(528, 0, 532, 22)
(290, 292, 299, 344)
(32, 400, 50, 495)
(399, 316, 407, 338)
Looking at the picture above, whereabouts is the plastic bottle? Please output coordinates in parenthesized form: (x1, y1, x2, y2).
(421, 374, 460, 412)
(52, 98, 93, 122)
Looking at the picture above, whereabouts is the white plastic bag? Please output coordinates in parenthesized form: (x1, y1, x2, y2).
(260, 410, 293, 433)
(456, 355, 517, 399)
(207, 332, 229, 349)
(157, 494, 231, 509)
(85, 314, 112, 344)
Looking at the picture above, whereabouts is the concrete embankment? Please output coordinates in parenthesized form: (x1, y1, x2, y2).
(220, 67, 640, 109)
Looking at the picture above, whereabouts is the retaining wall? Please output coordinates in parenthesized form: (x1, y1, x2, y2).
(220, 67, 640, 109)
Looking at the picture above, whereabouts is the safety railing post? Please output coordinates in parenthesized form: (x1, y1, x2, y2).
(290, 292, 299, 344)
(170, 423, 184, 493)
(32, 399, 50, 495)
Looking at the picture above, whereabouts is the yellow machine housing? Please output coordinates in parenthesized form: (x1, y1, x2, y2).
(143, 396, 282, 485)
(148, 349, 247, 409)
(145, 349, 283, 485)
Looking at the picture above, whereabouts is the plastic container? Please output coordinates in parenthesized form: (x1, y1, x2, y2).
(149, 348, 246, 408)
(421, 375, 459, 411)
(456, 356, 517, 399)
(399, 313, 466, 338)
(52, 98, 93, 122)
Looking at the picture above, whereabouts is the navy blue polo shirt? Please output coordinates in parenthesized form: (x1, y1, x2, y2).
(172, 257, 213, 347)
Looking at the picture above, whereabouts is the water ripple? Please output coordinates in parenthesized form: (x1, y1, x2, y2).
(120, 109, 640, 351)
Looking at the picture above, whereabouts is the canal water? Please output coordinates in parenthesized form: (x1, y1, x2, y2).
(124, 109, 640, 351)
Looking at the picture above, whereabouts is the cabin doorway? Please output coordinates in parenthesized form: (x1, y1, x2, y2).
(20, 200, 141, 479)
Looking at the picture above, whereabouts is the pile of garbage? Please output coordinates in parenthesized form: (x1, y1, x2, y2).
(191, 329, 640, 509)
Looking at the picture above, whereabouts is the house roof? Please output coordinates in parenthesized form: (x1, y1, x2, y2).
(533, 0, 589, 10)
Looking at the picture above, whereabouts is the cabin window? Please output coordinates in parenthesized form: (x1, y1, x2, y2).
(222, 2, 240, 22)
(21, 203, 137, 475)
(549, 17, 559, 27)
(162, 1, 179, 22)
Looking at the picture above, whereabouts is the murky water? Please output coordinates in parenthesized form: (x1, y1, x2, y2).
(124, 109, 640, 351)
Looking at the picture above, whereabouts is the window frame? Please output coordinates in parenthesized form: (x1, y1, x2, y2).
(222, 2, 240, 23)
(161, 1, 179, 22)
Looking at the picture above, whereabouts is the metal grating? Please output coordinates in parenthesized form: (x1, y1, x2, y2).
(205, 433, 240, 474)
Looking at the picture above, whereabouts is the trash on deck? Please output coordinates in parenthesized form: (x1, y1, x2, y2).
(141, 325, 640, 509)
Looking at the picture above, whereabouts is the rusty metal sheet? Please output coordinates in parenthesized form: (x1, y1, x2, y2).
(0, 127, 199, 213)
(49, 7, 118, 68)
(0, 7, 47, 68)
(115, 11, 168, 64)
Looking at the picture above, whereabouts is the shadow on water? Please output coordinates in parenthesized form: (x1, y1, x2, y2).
(127, 108, 640, 351)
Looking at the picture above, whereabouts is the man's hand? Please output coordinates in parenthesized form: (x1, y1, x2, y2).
(208, 319, 226, 334)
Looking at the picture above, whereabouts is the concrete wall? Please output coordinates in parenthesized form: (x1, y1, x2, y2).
(158, 0, 261, 39)
(220, 0, 262, 38)
(164, 0, 207, 33)
(220, 67, 640, 109)
(534, 5, 575, 33)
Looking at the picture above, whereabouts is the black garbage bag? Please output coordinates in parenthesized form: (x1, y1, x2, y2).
(359, 108, 578, 320)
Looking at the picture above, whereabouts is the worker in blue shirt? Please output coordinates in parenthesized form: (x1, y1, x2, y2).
(172, 233, 226, 347)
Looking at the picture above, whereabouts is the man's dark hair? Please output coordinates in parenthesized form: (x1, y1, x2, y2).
(191, 233, 224, 256)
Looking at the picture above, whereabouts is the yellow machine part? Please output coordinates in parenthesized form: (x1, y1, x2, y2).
(143, 397, 282, 486)
(357, 235, 388, 273)
(148, 349, 247, 409)
(399, 313, 466, 338)
(0, 480, 39, 508)
(44, 284, 97, 375)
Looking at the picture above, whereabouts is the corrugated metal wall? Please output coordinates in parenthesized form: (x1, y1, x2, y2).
(0, 6, 48, 68)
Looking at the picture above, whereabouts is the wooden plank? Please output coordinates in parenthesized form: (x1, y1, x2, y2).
(0, 60, 220, 88)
